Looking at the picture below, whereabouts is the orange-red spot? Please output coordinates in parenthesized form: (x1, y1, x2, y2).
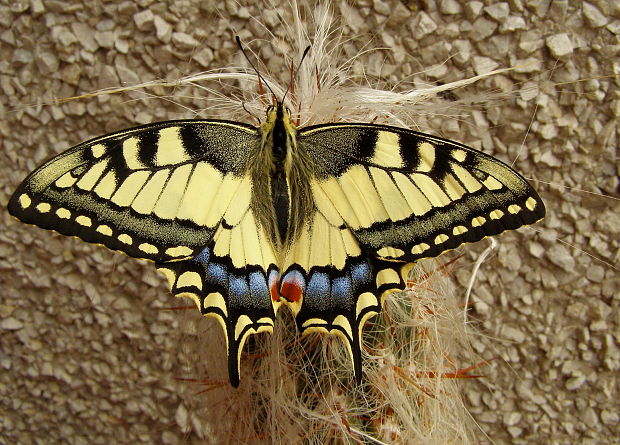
(270, 280, 280, 302)
(281, 281, 303, 303)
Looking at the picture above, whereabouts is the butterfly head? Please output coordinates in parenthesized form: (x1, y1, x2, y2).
(264, 102, 297, 132)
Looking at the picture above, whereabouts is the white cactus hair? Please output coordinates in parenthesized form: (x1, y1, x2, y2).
(161, 2, 499, 444)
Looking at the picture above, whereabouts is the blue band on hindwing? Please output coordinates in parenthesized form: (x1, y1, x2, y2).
(350, 261, 371, 286)
(331, 276, 353, 303)
(229, 274, 249, 299)
(306, 271, 330, 302)
(298, 257, 376, 318)
(249, 271, 269, 298)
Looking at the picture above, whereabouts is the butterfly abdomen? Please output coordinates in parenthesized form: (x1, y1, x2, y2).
(271, 172, 290, 243)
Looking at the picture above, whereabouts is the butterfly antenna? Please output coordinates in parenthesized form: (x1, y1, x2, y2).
(242, 101, 261, 125)
(235, 36, 277, 100)
(289, 60, 296, 104)
(282, 45, 311, 104)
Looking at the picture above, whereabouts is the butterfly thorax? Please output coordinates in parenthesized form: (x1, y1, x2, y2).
(251, 103, 315, 251)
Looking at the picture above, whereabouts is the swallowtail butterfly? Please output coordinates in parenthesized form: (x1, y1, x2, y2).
(8, 49, 545, 387)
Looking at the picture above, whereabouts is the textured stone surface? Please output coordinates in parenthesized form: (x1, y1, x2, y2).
(1, 1, 618, 444)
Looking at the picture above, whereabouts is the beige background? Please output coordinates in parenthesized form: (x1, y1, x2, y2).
(1, 0, 618, 444)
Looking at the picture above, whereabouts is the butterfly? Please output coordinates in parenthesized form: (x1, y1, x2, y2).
(8, 47, 545, 387)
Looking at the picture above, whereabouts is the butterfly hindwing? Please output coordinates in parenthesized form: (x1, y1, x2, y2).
(299, 123, 545, 262)
(279, 211, 411, 381)
(157, 208, 279, 387)
(8, 120, 258, 262)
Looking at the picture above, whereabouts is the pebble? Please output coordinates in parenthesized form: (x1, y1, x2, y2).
(500, 15, 527, 31)
(566, 375, 587, 391)
(262, 9, 279, 28)
(583, 407, 599, 427)
(425, 63, 449, 79)
(519, 30, 544, 53)
(484, 3, 510, 22)
(439, 0, 462, 15)
(565, 302, 589, 320)
(117, 2, 138, 16)
(154, 15, 172, 43)
(373, 0, 391, 16)
(546, 33, 574, 57)
(1, 317, 24, 330)
(94, 30, 115, 49)
(464, 1, 484, 20)
(31, 0, 45, 14)
(528, 241, 545, 258)
(171, 403, 189, 432)
(586, 265, 605, 283)
(133, 9, 154, 31)
(538, 123, 559, 140)
(387, 1, 410, 25)
(0, 29, 15, 46)
(98, 65, 120, 88)
(546, 245, 576, 271)
(193, 47, 214, 67)
(550, 0, 568, 18)
(12, 49, 33, 66)
(234, 6, 251, 19)
(50, 26, 77, 47)
(161, 431, 179, 445)
(71, 23, 99, 52)
(607, 20, 620, 35)
(507, 426, 523, 437)
(582, 2, 608, 28)
(410, 11, 437, 39)
(470, 17, 498, 41)
(600, 410, 619, 425)
(452, 39, 472, 63)
(340, 2, 365, 33)
(501, 325, 526, 343)
(589, 320, 607, 332)
(171, 32, 199, 50)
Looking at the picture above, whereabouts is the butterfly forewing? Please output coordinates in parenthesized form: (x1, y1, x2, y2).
(8, 120, 258, 262)
(299, 123, 545, 262)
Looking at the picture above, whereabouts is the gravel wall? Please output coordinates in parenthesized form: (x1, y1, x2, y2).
(1, 1, 618, 444)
